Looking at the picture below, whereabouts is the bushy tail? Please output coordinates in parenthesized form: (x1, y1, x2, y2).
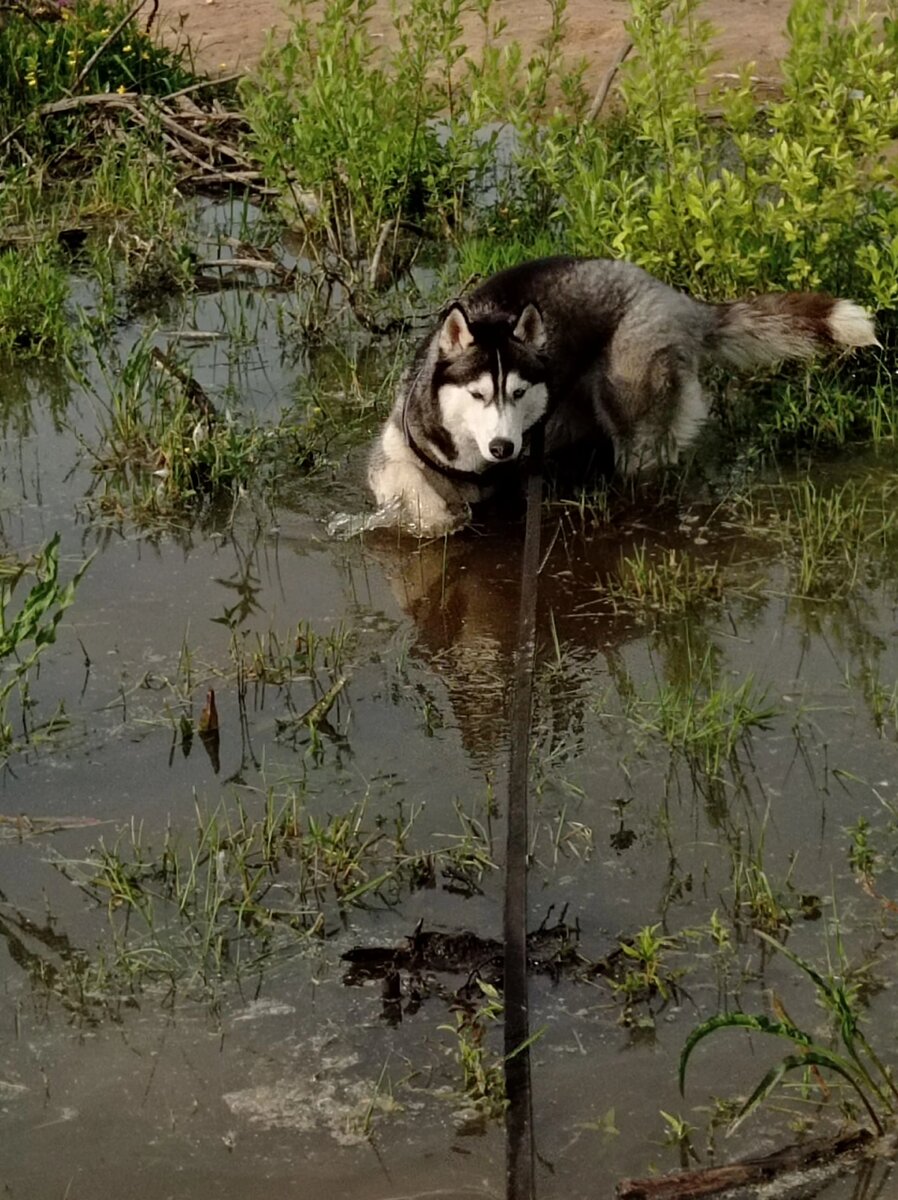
(709, 292, 879, 370)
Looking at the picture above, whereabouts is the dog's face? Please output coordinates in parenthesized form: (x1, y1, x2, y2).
(433, 303, 549, 473)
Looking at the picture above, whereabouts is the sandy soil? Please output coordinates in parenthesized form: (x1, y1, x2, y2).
(154, 0, 794, 88)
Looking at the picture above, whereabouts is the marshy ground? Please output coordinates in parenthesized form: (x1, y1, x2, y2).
(1, 1, 898, 1198)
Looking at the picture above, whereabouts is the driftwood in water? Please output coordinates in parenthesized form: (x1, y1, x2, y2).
(150, 347, 218, 423)
(343, 919, 611, 1024)
(617, 1127, 875, 1199)
(343, 917, 615, 989)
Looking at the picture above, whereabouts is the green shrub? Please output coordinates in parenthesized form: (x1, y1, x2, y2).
(241, 0, 582, 258)
(519, 0, 898, 310)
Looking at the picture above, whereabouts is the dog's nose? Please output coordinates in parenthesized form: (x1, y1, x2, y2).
(488, 438, 515, 461)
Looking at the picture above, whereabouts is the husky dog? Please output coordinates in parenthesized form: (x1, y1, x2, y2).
(368, 257, 878, 535)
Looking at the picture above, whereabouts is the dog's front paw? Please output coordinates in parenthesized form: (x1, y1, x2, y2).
(368, 455, 469, 538)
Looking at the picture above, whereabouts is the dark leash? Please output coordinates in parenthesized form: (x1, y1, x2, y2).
(504, 421, 544, 1200)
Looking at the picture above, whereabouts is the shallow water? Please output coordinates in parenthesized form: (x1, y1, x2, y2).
(1, 203, 897, 1199)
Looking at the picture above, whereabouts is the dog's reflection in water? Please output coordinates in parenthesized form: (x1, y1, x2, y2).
(366, 505, 672, 758)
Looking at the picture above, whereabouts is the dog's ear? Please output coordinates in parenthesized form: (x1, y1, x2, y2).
(511, 304, 547, 350)
(438, 304, 474, 359)
(512, 303, 546, 349)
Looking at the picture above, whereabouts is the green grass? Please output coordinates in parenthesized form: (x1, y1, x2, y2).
(605, 545, 724, 621)
(0, 240, 72, 356)
(743, 474, 898, 600)
(55, 791, 498, 1003)
(618, 646, 780, 777)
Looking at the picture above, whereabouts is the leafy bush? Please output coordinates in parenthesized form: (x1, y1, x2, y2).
(246, 0, 898, 313)
(542, 0, 898, 309)
(241, 0, 582, 256)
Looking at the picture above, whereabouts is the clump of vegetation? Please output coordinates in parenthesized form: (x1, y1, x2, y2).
(0, 239, 72, 355)
(606, 545, 724, 621)
(73, 334, 316, 524)
(0, 534, 91, 749)
(743, 476, 898, 600)
(614, 645, 780, 777)
(2, 0, 196, 158)
(680, 931, 898, 1136)
(440, 980, 509, 1123)
(553, 0, 898, 309)
(241, 0, 586, 263)
(55, 793, 498, 1002)
(610, 923, 682, 1011)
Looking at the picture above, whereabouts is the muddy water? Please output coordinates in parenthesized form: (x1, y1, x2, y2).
(1, 208, 897, 1199)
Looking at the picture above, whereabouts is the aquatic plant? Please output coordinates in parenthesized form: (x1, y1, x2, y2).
(73, 332, 316, 524)
(0, 534, 91, 749)
(605, 545, 724, 620)
(55, 791, 498, 1001)
(610, 923, 681, 1005)
(440, 980, 508, 1122)
(680, 930, 898, 1136)
(621, 645, 779, 777)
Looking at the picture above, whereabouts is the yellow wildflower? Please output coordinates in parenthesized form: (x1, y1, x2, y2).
(116, 84, 127, 94)
(122, 44, 132, 53)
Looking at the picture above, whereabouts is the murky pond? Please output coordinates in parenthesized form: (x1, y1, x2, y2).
(1, 201, 897, 1200)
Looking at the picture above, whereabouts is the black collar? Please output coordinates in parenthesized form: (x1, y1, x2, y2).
(404, 426, 512, 485)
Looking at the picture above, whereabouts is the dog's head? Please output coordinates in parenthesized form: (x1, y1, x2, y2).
(431, 302, 549, 473)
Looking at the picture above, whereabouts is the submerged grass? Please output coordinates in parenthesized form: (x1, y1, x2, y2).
(613, 644, 780, 778)
(605, 545, 725, 621)
(743, 473, 898, 600)
(54, 790, 498, 1004)
(72, 331, 323, 525)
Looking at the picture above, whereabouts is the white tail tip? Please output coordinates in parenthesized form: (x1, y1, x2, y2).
(828, 299, 880, 348)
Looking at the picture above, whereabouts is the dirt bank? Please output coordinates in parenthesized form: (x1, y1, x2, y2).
(155, 0, 792, 88)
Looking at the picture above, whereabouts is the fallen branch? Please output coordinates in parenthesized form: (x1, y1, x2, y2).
(617, 1128, 875, 1200)
(1, 88, 272, 193)
(195, 256, 294, 285)
(149, 347, 218, 422)
(584, 39, 632, 125)
(163, 72, 246, 102)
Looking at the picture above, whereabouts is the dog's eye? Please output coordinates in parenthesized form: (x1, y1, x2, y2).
(469, 389, 485, 401)
(512, 386, 529, 400)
